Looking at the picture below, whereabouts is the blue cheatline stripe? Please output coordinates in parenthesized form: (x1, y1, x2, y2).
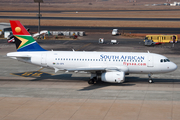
(17, 42, 47, 51)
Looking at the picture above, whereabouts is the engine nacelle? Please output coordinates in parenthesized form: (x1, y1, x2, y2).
(101, 71, 125, 83)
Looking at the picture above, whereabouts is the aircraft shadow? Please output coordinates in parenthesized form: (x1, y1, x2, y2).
(79, 82, 135, 91)
(125, 77, 180, 83)
(7, 72, 180, 91)
(31, 73, 88, 82)
(9, 71, 180, 84)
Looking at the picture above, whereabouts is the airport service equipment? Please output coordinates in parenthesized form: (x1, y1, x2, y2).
(112, 29, 119, 36)
(111, 40, 117, 44)
(99, 38, 104, 44)
(145, 35, 178, 43)
(144, 40, 155, 46)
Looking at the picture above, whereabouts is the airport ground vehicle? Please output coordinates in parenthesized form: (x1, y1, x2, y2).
(111, 40, 117, 44)
(112, 29, 119, 36)
(7, 34, 15, 43)
(99, 38, 104, 44)
(145, 35, 178, 44)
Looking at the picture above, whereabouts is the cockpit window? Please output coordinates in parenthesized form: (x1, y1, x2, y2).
(160, 59, 170, 63)
(166, 59, 170, 62)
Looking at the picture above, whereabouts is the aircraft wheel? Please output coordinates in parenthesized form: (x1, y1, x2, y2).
(149, 79, 153, 83)
(88, 79, 94, 84)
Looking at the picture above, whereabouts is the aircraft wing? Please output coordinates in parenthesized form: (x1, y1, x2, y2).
(67, 67, 123, 73)
(54, 65, 128, 73)
(68, 67, 117, 71)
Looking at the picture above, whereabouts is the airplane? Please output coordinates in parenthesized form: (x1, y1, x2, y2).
(7, 20, 177, 84)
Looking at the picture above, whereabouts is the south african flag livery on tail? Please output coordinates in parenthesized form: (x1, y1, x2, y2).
(10, 20, 46, 51)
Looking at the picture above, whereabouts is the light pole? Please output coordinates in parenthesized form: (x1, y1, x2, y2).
(34, 0, 43, 38)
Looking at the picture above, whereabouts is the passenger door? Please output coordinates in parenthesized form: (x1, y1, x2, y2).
(147, 56, 154, 67)
(41, 53, 47, 67)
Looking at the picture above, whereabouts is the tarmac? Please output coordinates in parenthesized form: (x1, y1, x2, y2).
(0, 34, 180, 120)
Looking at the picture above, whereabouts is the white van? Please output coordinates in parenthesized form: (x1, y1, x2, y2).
(112, 29, 119, 36)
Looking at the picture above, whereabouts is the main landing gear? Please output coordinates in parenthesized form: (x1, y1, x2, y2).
(88, 78, 95, 84)
(88, 73, 101, 84)
(148, 74, 154, 83)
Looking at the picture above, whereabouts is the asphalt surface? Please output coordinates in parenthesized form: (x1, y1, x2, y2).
(1, 16, 180, 21)
(0, 34, 180, 120)
(1, 9, 180, 13)
(23, 25, 180, 34)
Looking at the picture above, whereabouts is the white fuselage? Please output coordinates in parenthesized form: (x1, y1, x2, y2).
(7, 51, 177, 74)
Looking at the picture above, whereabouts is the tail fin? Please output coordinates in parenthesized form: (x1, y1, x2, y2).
(10, 20, 46, 51)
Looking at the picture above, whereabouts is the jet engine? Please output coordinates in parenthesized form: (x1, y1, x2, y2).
(101, 71, 125, 83)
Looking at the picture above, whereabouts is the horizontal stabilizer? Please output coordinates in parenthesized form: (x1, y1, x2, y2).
(7, 53, 31, 58)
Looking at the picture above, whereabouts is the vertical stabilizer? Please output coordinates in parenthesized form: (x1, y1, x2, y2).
(10, 20, 46, 51)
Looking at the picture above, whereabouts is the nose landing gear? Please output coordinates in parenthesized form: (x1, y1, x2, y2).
(148, 74, 154, 83)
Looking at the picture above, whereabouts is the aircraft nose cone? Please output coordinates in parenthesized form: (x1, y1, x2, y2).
(171, 62, 177, 71)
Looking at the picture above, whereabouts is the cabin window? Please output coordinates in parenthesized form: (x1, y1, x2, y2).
(55, 58, 57, 60)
